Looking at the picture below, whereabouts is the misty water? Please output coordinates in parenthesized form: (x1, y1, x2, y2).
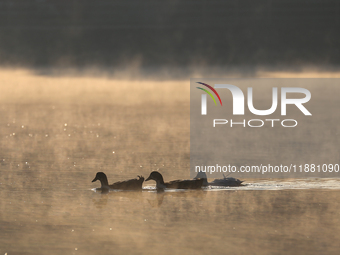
(1, 69, 340, 255)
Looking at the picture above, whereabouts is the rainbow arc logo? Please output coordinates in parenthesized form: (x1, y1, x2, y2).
(196, 82, 223, 106)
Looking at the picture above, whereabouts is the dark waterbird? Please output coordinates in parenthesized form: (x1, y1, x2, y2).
(145, 171, 203, 190)
(194, 172, 243, 187)
(92, 172, 144, 191)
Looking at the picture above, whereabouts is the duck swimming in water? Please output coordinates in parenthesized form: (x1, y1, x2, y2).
(145, 171, 203, 190)
(92, 172, 144, 191)
(194, 172, 243, 187)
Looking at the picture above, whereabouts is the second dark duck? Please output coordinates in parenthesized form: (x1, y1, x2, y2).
(145, 171, 203, 190)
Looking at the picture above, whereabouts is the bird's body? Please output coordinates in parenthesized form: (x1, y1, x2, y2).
(145, 171, 203, 190)
(92, 172, 144, 191)
(195, 172, 243, 187)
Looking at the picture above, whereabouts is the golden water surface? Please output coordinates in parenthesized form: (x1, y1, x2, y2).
(1, 69, 340, 255)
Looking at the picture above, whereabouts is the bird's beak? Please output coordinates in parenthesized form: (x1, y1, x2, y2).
(92, 177, 98, 182)
(145, 176, 152, 181)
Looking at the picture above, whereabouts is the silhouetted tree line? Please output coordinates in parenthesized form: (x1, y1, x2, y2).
(0, 0, 339, 69)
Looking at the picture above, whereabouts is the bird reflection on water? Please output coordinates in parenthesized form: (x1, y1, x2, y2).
(91, 186, 208, 208)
